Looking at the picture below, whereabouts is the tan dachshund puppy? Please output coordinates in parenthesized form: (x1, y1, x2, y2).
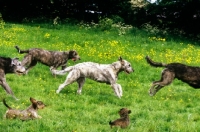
(109, 108, 131, 128)
(3, 97, 45, 121)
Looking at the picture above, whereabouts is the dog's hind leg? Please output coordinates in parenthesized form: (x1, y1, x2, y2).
(149, 69, 175, 96)
(56, 81, 71, 94)
(25, 60, 37, 74)
(56, 71, 80, 94)
(76, 77, 85, 94)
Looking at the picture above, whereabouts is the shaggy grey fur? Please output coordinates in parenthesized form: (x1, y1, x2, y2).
(51, 57, 134, 98)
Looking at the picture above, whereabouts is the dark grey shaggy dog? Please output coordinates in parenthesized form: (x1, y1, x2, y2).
(15, 46, 80, 74)
(145, 56, 200, 96)
(0, 57, 25, 99)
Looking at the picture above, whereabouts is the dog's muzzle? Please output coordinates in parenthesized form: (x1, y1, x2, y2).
(125, 68, 134, 74)
(15, 66, 26, 74)
(72, 57, 81, 61)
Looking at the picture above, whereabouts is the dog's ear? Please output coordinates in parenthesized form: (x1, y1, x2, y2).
(13, 57, 19, 60)
(11, 58, 20, 66)
(30, 97, 37, 104)
(118, 57, 125, 66)
(118, 56, 123, 61)
(30, 97, 38, 109)
(68, 50, 76, 56)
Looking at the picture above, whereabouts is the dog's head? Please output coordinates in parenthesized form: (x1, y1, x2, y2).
(68, 50, 81, 61)
(9, 58, 26, 74)
(118, 56, 134, 74)
(118, 108, 131, 117)
(30, 97, 46, 110)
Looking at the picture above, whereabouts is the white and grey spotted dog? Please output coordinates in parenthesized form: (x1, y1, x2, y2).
(51, 57, 134, 98)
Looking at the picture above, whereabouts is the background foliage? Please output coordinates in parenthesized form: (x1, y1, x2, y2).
(0, 0, 199, 38)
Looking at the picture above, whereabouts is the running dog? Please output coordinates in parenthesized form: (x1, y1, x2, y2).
(51, 57, 134, 98)
(146, 56, 200, 96)
(0, 57, 25, 100)
(109, 108, 131, 128)
(15, 46, 80, 74)
(3, 97, 45, 120)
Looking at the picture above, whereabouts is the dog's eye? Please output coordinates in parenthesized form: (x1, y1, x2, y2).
(37, 101, 43, 105)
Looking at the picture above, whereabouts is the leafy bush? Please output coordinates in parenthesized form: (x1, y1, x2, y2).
(0, 13, 5, 29)
(113, 22, 133, 35)
(142, 22, 169, 37)
(98, 17, 113, 31)
(110, 15, 124, 23)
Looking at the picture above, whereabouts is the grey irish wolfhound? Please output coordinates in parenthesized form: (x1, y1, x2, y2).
(51, 57, 134, 98)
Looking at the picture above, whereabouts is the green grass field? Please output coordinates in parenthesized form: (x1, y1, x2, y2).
(0, 22, 200, 132)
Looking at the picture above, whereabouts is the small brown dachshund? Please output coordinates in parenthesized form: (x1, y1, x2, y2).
(3, 97, 45, 121)
(109, 108, 131, 128)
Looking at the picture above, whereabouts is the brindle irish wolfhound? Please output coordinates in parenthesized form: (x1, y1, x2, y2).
(15, 46, 80, 74)
(146, 56, 200, 96)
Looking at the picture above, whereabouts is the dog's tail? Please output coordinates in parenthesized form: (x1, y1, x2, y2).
(3, 99, 12, 109)
(145, 56, 167, 67)
(15, 45, 29, 54)
(51, 66, 73, 75)
(109, 121, 114, 128)
(109, 121, 113, 125)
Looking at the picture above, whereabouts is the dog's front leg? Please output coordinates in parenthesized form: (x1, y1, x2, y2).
(37, 115, 42, 119)
(111, 84, 121, 98)
(33, 113, 42, 119)
(117, 84, 123, 97)
(1, 78, 18, 100)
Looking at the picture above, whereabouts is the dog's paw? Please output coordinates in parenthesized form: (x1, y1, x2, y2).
(149, 89, 156, 96)
(56, 90, 60, 94)
(37, 115, 42, 119)
(76, 89, 82, 94)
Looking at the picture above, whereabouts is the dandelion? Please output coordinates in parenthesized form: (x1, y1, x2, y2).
(44, 33, 50, 38)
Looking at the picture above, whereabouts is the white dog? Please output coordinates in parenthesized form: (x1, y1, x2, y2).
(51, 57, 134, 98)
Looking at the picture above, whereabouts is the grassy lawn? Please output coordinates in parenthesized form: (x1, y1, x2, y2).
(0, 22, 200, 132)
